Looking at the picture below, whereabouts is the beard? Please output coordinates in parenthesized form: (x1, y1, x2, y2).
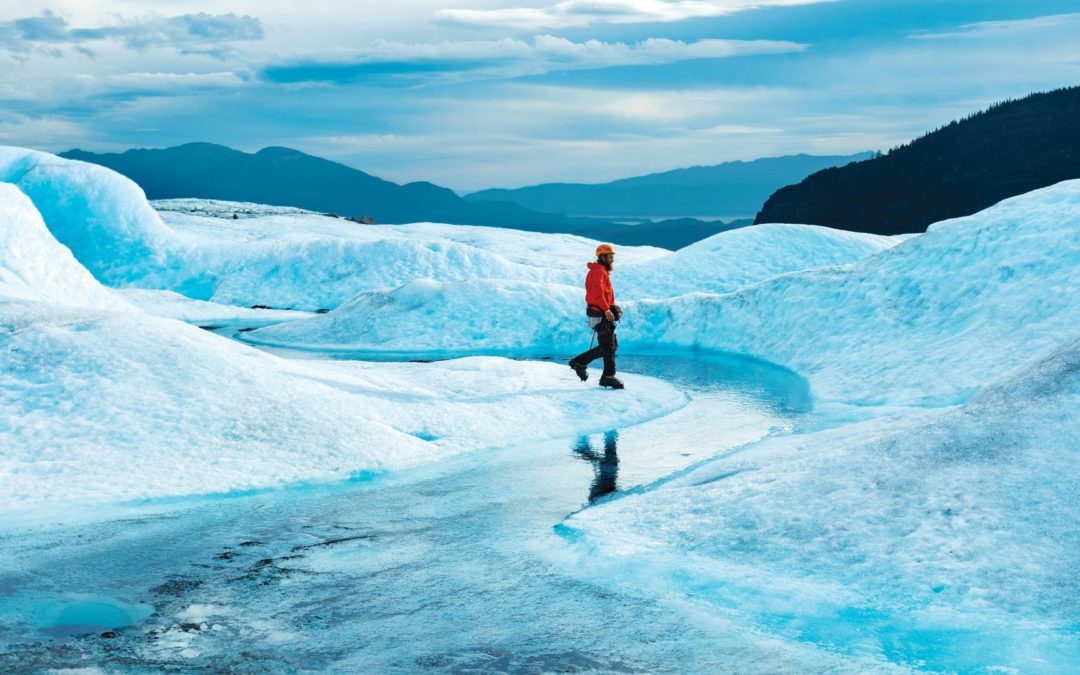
(600, 258, 614, 271)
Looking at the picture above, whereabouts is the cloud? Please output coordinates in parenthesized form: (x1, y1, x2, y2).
(96, 71, 251, 97)
(912, 12, 1080, 40)
(0, 110, 91, 150)
(0, 65, 250, 115)
(0, 10, 263, 56)
(436, 0, 834, 30)
(289, 83, 823, 189)
(262, 35, 806, 86)
(12, 11, 70, 41)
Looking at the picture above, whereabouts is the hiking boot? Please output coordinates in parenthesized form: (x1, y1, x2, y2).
(599, 375, 624, 389)
(569, 359, 588, 382)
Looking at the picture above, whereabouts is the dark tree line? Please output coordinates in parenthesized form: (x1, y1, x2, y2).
(754, 86, 1080, 234)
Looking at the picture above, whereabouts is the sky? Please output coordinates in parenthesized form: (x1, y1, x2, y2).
(1, 1, 1078, 191)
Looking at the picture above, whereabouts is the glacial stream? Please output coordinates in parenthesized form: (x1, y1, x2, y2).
(0, 350, 873, 673)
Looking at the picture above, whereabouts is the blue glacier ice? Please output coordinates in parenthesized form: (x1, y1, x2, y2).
(1, 146, 1077, 672)
(0, 152, 686, 509)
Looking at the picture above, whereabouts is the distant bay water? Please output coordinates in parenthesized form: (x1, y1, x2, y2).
(606, 215, 751, 223)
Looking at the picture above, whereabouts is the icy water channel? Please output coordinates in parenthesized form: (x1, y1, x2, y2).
(0, 348, 877, 674)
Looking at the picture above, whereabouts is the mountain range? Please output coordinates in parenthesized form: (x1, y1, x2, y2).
(61, 143, 571, 229)
(755, 86, 1080, 234)
(465, 152, 872, 218)
(57, 86, 1080, 244)
(60, 144, 863, 249)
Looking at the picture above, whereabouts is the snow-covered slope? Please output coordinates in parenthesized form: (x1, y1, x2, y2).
(0, 147, 896, 314)
(156, 210, 608, 309)
(617, 223, 899, 299)
(0, 146, 652, 309)
(117, 288, 316, 325)
(4, 144, 1075, 672)
(0, 183, 129, 311)
(0, 157, 687, 511)
(247, 278, 585, 354)
(0, 147, 174, 288)
(562, 335, 1080, 672)
(0, 296, 684, 509)
(3, 144, 1076, 514)
(626, 180, 1080, 405)
(248, 224, 900, 353)
(249, 181, 1076, 410)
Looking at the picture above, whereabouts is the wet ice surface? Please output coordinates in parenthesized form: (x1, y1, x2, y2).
(0, 353, 893, 673)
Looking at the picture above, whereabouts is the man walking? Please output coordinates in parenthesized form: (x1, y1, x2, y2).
(569, 244, 624, 389)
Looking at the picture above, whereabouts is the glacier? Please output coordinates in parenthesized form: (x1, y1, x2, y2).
(628, 183, 1080, 405)
(0, 183, 129, 312)
(249, 180, 1078, 408)
(0, 295, 687, 508)
(1, 146, 1077, 672)
(245, 222, 898, 355)
(0, 152, 687, 509)
(563, 336, 1080, 671)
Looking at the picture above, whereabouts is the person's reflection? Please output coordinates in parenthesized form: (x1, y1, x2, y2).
(572, 430, 619, 502)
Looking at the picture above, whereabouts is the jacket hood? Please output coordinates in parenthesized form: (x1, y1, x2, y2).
(587, 262, 607, 271)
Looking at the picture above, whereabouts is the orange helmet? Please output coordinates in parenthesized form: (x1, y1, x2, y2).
(595, 243, 615, 256)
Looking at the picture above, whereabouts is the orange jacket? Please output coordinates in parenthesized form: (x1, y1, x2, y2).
(584, 262, 615, 312)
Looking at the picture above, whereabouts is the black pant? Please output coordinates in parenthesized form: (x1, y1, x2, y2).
(573, 319, 617, 377)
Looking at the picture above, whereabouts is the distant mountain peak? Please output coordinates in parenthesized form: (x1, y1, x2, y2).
(161, 142, 240, 154)
(256, 146, 308, 157)
(59, 143, 568, 229)
(464, 152, 872, 219)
